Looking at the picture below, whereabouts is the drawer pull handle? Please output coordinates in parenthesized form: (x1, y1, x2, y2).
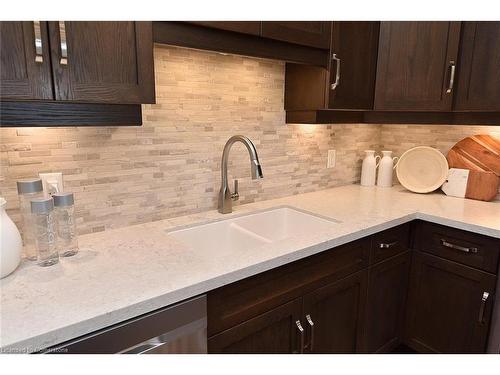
(330, 53, 341, 90)
(295, 320, 305, 354)
(478, 292, 490, 324)
(59, 21, 68, 65)
(446, 60, 456, 94)
(440, 239, 478, 253)
(33, 21, 43, 63)
(379, 241, 398, 249)
(305, 314, 315, 352)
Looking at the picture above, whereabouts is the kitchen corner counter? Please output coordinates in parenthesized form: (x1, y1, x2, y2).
(1, 184, 499, 353)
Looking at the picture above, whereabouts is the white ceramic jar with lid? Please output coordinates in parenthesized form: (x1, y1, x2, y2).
(17, 178, 44, 260)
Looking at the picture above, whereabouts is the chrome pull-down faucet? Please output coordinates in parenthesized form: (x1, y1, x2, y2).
(218, 135, 263, 214)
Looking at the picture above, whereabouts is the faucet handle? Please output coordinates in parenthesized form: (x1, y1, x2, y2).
(231, 179, 239, 201)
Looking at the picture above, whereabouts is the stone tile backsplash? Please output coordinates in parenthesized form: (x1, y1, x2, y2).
(0, 45, 380, 234)
(380, 125, 500, 156)
(0, 45, 498, 235)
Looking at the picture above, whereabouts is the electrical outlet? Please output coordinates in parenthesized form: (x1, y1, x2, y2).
(327, 150, 336, 168)
(39, 172, 64, 197)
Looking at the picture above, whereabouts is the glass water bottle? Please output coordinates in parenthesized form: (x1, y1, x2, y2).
(31, 198, 59, 267)
(53, 192, 78, 257)
(17, 179, 44, 260)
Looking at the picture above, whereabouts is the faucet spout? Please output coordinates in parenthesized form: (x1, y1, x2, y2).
(251, 160, 264, 180)
(218, 135, 263, 214)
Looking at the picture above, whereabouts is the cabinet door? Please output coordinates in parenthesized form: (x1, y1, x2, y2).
(405, 251, 497, 353)
(454, 22, 500, 111)
(188, 22, 261, 36)
(0, 21, 53, 100)
(208, 298, 303, 354)
(328, 21, 379, 110)
(374, 21, 461, 111)
(261, 22, 331, 49)
(47, 21, 155, 104)
(363, 252, 411, 353)
(302, 270, 368, 353)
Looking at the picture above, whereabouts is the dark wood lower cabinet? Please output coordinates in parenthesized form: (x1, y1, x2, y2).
(207, 222, 498, 355)
(303, 270, 368, 353)
(405, 251, 497, 353)
(208, 271, 368, 354)
(363, 252, 411, 353)
(208, 298, 303, 354)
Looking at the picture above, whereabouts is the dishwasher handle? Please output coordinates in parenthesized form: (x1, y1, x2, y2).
(122, 339, 169, 354)
(119, 317, 207, 354)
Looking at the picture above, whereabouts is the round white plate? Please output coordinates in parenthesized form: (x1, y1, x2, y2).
(396, 146, 449, 193)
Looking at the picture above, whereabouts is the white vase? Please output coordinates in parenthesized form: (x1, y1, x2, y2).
(360, 150, 381, 187)
(0, 197, 22, 278)
(377, 151, 399, 187)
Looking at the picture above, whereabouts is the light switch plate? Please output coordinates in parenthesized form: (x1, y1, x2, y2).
(39, 172, 64, 197)
(327, 150, 336, 168)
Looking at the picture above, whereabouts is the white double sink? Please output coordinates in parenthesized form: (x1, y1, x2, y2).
(167, 207, 339, 253)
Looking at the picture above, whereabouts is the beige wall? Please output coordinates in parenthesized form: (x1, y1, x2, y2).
(0, 45, 498, 235)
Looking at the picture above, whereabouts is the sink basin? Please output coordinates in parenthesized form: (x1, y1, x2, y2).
(231, 207, 338, 242)
(167, 219, 271, 254)
(167, 207, 339, 252)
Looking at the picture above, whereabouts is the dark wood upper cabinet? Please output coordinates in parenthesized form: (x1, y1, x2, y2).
(454, 21, 500, 111)
(374, 21, 461, 111)
(208, 298, 302, 354)
(187, 21, 261, 36)
(329, 21, 380, 110)
(285, 21, 379, 111)
(405, 251, 496, 353)
(0, 21, 53, 100)
(303, 271, 367, 353)
(261, 22, 331, 49)
(47, 21, 155, 104)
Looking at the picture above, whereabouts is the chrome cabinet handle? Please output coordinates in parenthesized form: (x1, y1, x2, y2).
(440, 239, 478, 253)
(446, 61, 456, 94)
(33, 21, 43, 63)
(59, 21, 68, 65)
(478, 292, 490, 324)
(379, 241, 398, 249)
(295, 320, 305, 354)
(231, 179, 239, 201)
(330, 53, 341, 90)
(305, 314, 315, 352)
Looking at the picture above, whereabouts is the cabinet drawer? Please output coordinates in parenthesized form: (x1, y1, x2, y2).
(208, 237, 370, 336)
(370, 223, 411, 264)
(415, 221, 500, 274)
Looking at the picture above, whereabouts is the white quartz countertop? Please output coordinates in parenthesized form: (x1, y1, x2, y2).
(1, 184, 500, 352)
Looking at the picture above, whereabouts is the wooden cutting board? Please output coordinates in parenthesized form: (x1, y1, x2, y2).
(447, 134, 500, 176)
(442, 168, 499, 201)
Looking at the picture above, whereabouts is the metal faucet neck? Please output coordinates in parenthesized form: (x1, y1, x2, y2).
(218, 135, 263, 214)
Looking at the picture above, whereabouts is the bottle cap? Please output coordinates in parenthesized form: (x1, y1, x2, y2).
(17, 179, 43, 194)
(31, 198, 54, 214)
(53, 192, 74, 207)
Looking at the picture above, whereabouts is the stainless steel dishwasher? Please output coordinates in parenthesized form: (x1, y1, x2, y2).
(50, 295, 207, 354)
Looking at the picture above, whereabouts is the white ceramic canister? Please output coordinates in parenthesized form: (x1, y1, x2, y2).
(377, 151, 399, 187)
(0, 197, 22, 278)
(360, 150, 381, 187)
